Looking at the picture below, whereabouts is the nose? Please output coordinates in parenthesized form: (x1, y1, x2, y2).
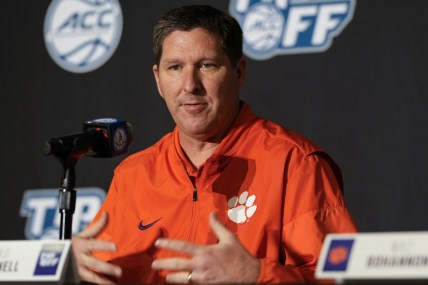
(182, 66, 201, 94)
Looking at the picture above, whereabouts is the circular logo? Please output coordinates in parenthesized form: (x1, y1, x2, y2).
(44, 0, 123, 73)
(113, 127, 127, 151)
(242, 3, 284, 59)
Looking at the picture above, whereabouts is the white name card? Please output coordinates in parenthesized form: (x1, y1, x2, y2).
(0, 240, 79, 283)
(316, 231, 428, 283)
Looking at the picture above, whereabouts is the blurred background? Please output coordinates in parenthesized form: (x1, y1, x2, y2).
(1, 0, 427, 240)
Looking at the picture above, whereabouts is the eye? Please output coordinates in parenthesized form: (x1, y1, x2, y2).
(200, 63, 218, 70)
(168, 64, 181, 71)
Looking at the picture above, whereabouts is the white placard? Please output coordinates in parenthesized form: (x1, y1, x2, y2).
(0, 240, 79, 283)
(316, 231, 428, 283)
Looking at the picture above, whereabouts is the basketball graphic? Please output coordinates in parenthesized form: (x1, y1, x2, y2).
(44, 0, 123, 73)
(242, 3, 284, 54)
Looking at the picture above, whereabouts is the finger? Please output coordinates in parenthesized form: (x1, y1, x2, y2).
(79, 267, 118, 285)
(165, 271, 193, 284)
(154, 238, 200, 256)
(74, 237, 117, 253)
(78, 211, 109, 239)
(80, 253, 122, 278)
(151, 257, 192, 271)
(209, 212, 237, 244)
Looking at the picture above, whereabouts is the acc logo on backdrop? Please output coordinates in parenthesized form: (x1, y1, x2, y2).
(229, 0, 356, 60)
(44, 0, 123, 73)
(20, 187, 106, 240)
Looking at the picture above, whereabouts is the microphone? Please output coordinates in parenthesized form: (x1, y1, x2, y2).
(42, 118, 134, 159)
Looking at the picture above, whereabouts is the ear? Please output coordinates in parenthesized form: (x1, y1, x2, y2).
(235, 57, 247, 87)
(153, 64, 164, 98)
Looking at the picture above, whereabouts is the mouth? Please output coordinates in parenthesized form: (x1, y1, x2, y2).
(181, 102, 208, 113)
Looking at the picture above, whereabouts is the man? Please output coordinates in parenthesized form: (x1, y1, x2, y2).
(72, 4, 357, 284)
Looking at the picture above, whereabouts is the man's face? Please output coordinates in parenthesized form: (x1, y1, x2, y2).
(153, 28, 246, 142)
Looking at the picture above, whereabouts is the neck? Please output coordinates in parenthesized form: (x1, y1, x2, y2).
(179, 101, 241, 168)
(180, 138, 220, 168)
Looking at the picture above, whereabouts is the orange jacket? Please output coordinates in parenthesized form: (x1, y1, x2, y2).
(92, 101, 357, 283)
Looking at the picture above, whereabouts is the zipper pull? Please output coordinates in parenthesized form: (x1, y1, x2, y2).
(193, 188, 198, 201)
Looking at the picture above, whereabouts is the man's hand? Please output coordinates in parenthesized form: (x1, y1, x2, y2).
(151, 212, 260, 284)
(71, 211, 122, 285)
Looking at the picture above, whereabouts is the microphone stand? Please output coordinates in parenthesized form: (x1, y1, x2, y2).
(42, 125, 132, 239)
(58, 157, 77, 240)
(43, 135, 89, 240)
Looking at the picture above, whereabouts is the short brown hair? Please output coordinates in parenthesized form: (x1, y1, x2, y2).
(153, 5, 243, 66)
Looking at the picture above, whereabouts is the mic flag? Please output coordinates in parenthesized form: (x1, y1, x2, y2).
(42, 118, 134, 159)
(83, 118, 133, 158)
